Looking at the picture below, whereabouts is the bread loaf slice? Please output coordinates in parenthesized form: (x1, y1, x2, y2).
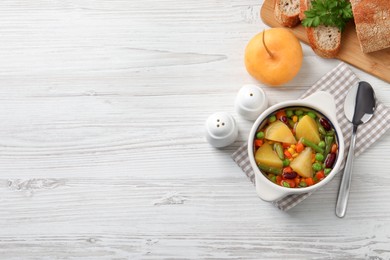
(300, 0, 341, 58)
(306, 26, 341, 58)
(274, 0, 300, 27)
(299, 0, 311, 20)
(350, 0, 390, 53)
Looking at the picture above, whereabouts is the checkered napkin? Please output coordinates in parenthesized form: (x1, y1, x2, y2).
(232, 62, 390, 211)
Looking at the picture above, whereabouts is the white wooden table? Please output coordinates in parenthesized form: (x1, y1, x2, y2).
(1, 1, 390, 259)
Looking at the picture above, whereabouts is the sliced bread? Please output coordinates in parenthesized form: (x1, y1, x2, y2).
(299, 0, 341, 58)
(299, 0, 311, 21)
(350, 0, 390, 53)
(306, 25, 341, 58)
(274, 0, 300, 27)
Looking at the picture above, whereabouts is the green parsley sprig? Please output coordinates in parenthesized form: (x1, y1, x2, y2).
(302, 0, 353, 31)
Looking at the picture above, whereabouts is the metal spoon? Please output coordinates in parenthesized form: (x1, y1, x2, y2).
(336, 81, 376, 218)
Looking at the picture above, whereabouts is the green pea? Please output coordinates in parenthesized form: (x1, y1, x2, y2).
(318, 141, 326, 148)
(307, 111, 317, 119)
(312, 162, 322, 171)
(271, 176, 277, 183)
(315, 153, 324, 162)
(295, 110, 303, 116)
(269, 115, 276, 122)
(282, 159, 290, 166)
(286, 109, 294, 118)
(282, 181, 290, 188)
(324, 168, 331, 175)
(256, 131, 264, 139)
(299, 181, 307, 187)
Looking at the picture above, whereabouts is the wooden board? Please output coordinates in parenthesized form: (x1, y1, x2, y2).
(261, 0, 390, 84)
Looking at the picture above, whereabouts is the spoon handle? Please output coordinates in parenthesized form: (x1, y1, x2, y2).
(336, 125, 358, 218)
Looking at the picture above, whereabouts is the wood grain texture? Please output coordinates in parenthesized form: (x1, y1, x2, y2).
(261, 0, 390, 84)
(0, 0, 389, 259)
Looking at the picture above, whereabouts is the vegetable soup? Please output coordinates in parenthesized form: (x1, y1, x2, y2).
(253, 107, 339, 188)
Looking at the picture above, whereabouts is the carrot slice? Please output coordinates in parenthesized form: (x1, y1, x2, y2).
(276, 176, 283, 185)
(284, 150, 292, 159)
(255, 139, 263, 147)
(331, 143, 338, 153)
(276, 110, 286, 120)
(305, 177, 314, 186)
(295, 142, 304, 153)
(316, 170, 325, 180)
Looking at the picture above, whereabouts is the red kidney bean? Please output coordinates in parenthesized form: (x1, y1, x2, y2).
(280, 116, 288, 125)
(282, 171, 297, 179)
(325, 153, 336, 168)
(319, 117, 331, 131)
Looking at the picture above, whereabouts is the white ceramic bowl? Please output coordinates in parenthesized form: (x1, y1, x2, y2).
(248, 91, 345, 201)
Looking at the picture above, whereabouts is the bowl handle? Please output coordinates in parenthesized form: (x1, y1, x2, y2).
(301, 91, 337, 122)
(255, 173, 288, 202)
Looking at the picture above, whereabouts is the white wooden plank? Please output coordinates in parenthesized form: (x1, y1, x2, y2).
(0, 0, 389, 259)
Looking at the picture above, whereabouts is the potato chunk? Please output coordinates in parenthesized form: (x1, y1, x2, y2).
(290, 147, 313, 178)
(255, 142, 283, 168)
(265, 121, 296, 144)
(295, 115, 320, 144)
